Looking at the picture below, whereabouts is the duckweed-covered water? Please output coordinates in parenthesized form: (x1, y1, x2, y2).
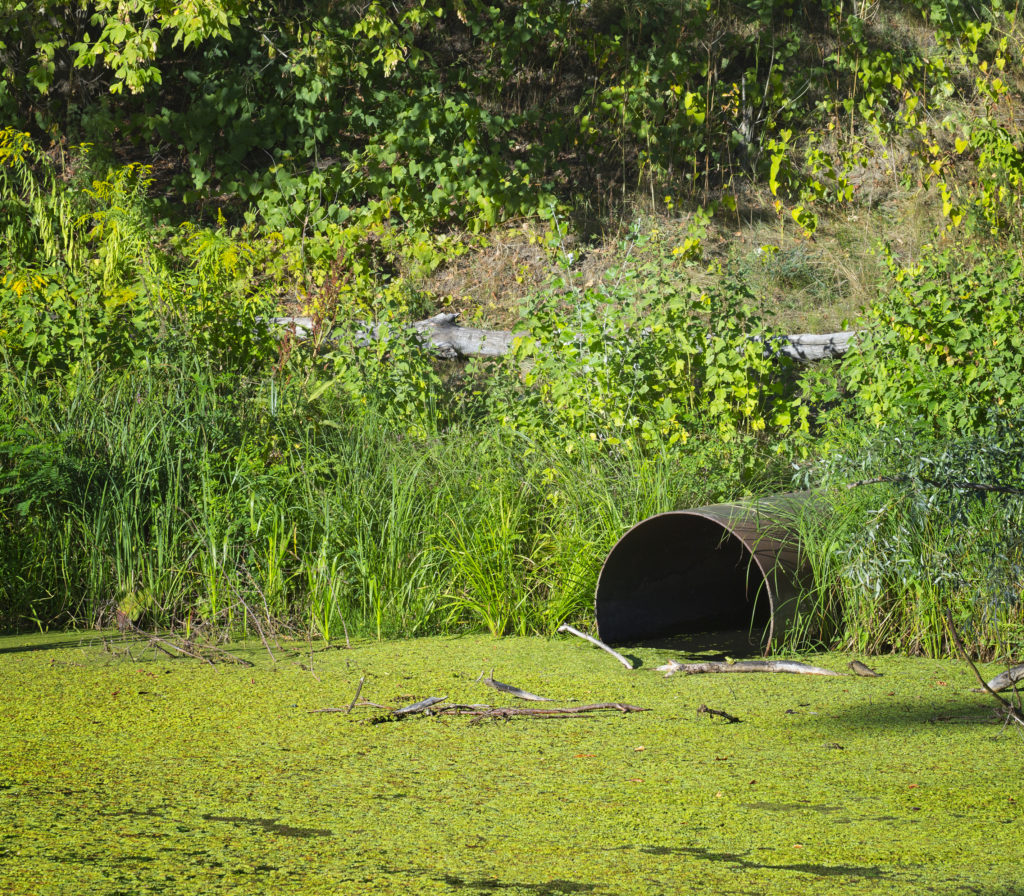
(1, 632, 1021, 895)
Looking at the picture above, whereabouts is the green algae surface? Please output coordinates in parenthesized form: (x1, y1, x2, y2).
(1, 632, 1021, 895)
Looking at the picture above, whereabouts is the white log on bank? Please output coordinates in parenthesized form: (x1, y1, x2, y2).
(267, 313, 857, 362)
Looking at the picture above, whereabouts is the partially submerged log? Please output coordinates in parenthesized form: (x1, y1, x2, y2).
(982, 663, 1024, 694)
(269, 313, 856, 362)
(657, 659, 843, 677)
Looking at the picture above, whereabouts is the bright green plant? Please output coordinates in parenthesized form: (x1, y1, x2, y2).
(0, 128, 82, 268)
(498, 228, 808, 450)
(0, 266, 157, 377)
(321, 285, 445, 435)
(839, 243, 1024, 432)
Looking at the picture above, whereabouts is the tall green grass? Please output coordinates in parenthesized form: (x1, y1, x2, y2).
(4, 358, 1020, 658)
(0, 360, 762, 638)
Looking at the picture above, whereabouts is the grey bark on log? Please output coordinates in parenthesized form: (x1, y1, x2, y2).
(657, 659, 843, 677)
(268, 314, 856, 362)
(981, 663, 1024, 693)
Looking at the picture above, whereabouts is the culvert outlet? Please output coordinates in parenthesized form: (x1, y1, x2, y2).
(594, 493, 814, 649)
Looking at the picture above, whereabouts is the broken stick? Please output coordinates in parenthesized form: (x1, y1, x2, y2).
(477, 669, 552, 701)
(346, 676, 365, 714)
(392, 696, 447, 717)
(557, 624, 633, 670)
(437, 702, 648, 720)
(697, 703, 741, 723)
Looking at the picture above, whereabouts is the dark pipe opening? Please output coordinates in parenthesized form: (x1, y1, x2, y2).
(595, 514, 773, 643)
(594, 496, 812, 648)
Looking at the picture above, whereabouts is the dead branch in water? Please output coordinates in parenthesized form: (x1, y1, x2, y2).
(557, 624, 633, 670)
(657, 659, 842, 677)
(311, 699, 648, 722)
(476, 669, 552, 701)
(946, 611, 1024, 728)
(436, 703, 649, 722)
(696, 703, 741, 723)
(124, 621, 255, 667)
(392, 696, 448, 717)
(346, 676, 365, 714)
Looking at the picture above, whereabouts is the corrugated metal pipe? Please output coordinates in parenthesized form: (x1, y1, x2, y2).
(594, 492, 815, 651)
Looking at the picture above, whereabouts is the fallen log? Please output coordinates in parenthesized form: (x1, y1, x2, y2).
(657, 659, 843, 677)
(268, 313, 856, 362)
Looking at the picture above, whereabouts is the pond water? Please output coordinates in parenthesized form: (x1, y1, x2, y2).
(1, 631, 1021, 895)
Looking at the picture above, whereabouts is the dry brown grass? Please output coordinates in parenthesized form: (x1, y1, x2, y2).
(417, 171, 948, 336)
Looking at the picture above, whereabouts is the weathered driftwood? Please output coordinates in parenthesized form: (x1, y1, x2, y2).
(268, 313, 856, 362)
(392, 695, 448, 716)
(983, 664, 1024, 693)
(477, 669, 552, 701)
(558, 623, 634, 670)
(312, 699, 648, 720)
(657, 659, 842, 677)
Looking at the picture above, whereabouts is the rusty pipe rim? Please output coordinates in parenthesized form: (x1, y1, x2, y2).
(594, 493, 815, 651)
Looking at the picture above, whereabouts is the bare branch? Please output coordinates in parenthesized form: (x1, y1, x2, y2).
(558, 624, 633, 670)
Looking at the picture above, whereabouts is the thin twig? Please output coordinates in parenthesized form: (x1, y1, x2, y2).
(557, 624, 633, 670)
(346, 676, 365, 714)
(946, 611, 1024, 727)
(697, 703, 741, 723)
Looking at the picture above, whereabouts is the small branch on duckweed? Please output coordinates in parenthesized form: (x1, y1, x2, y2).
(346, 676, 365, 714)
(557, 624, 633, 670)
(392, 696, 448, 717)
(657, 659, 843, 677)
(310, 700, 648, 722)
(477, 669, 552, 701)
(697, 703, 741, 723)
(437, 703, 649, 722)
